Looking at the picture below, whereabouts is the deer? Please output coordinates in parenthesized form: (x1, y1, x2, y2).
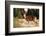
(21, 8, 38, 24)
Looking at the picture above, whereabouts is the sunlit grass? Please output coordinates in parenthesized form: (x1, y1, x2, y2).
(13, 17, 24, 28)
(13, 17, 39, 28)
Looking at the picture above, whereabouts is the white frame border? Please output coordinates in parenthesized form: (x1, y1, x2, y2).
(9, 4, 43, 33)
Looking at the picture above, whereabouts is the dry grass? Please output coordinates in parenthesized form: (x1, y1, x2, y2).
(13, 17, 39, 28)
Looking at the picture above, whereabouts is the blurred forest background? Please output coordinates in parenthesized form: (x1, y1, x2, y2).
(13, 8, 39, 19)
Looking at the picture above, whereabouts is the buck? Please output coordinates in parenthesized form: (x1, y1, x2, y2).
(21, 8, 38, 24)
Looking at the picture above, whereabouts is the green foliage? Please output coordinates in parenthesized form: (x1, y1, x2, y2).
(14, 8, 39, 19)
(27, 9, 39, 17)
(14, 8, 23, 19)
